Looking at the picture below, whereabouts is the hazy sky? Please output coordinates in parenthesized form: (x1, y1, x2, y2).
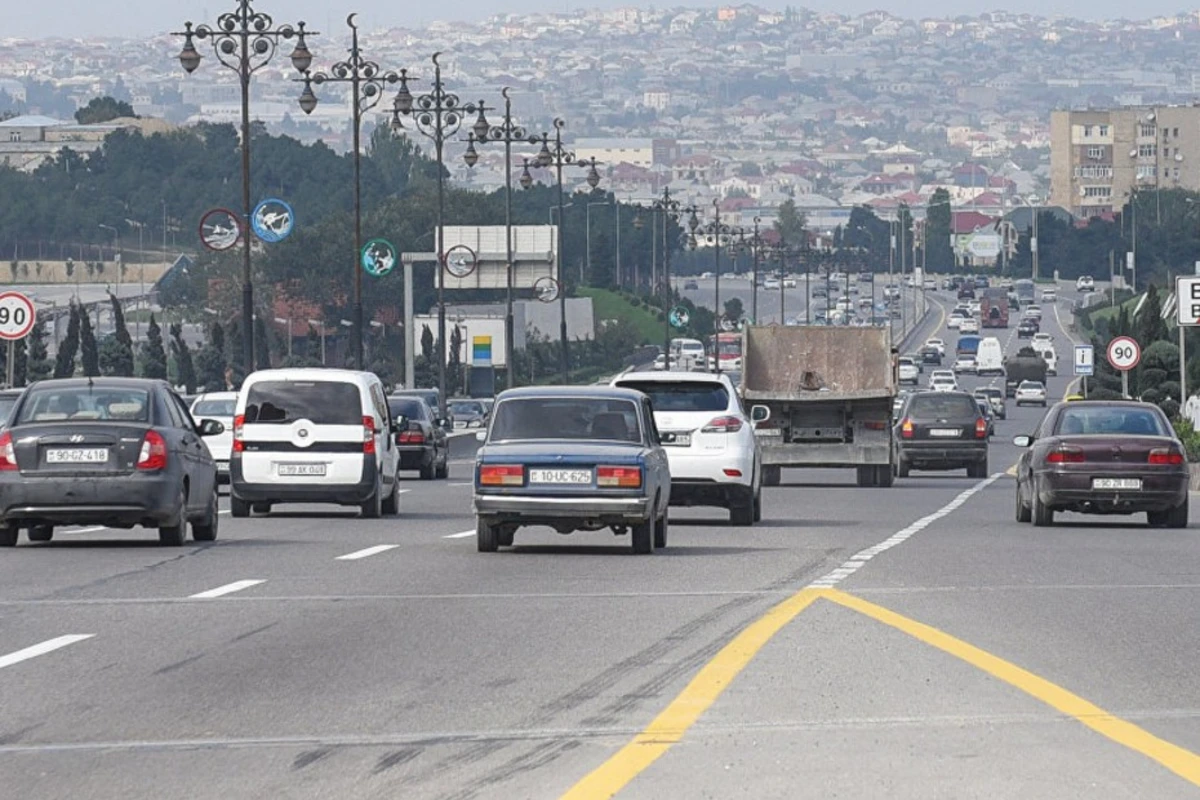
(8, 0, 1193, 40)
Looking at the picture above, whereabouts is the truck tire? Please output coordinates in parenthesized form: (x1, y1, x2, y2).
(896, 458, 911, 478)
(762, 466, 781, 487)
(875, 464, 894, 488)
(855, 466, 875, 487)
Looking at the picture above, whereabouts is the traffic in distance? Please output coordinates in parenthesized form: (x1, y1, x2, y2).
(5, 270, 1200, 799)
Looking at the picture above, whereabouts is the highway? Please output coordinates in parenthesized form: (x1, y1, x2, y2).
(5, 282, 1200, 799)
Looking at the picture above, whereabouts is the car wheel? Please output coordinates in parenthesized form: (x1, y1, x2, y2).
(435, 454, 449, 479)
(0, 524, 16, 547)
(631, 517, 655, 554)
(159, 486, 188, 546)
(1031, 479, 1054, 527)
(360, 477, 383, 519)
(896, 458, 911, 478)
(752, 488, 763, 521)
(27, 525, 53, 542)
(381, 473, 400, 516)
(967, 460, 988, 479)
(192, 487, 220, 542)
(875, 464, 894, 488)
(497, 525, 515, 548)
(762, 466, 781, 487)
(1148, 501, 1189, 529)
(231, 495, 250, 518)
(252, 502, 272, 515)
(1015, 480, 1032, 523)
(476, 517, 498, 553)
(654, 512, 668, 549)
(419, 461, 435, 480)
(730, 492, 754, 526)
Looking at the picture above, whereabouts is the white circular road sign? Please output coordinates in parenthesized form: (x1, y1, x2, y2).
(1106, 335, 1141, 372)
(0, 291, 36, 341)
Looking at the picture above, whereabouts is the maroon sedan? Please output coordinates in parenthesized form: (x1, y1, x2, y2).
(1014, 400, 1189, 528)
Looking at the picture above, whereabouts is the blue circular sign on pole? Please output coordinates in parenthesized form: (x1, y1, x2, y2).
(669, 306, 690, 329)
(361, 238, 397, 277)
(251, 198, 295, 243)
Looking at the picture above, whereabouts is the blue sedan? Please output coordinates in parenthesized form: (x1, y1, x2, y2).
(473, 387, 671, 554)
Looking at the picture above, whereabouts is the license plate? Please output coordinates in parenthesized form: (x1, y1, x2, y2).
(46, 448, 108, 464)
(1092, 478, 1142, 491)
(663, 432, 691, 447)
(929, 429, 961, 438)
(528, 468, 592, 484)
(277, 463, 327, 477)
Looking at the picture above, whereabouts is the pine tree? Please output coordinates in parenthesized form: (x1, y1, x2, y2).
(54, 304, 80, 378)
(194, 322, 226, 391)
(447, 325, 463, 395)
(106, 292, 134, 376)
(24, 319, 51, 384)
(169, 323, 197, 393)
(305, 324, 323, 366)
(141, 314, 168, 379)
(78, 305, 99, 377)
(11, 338, 26, 387)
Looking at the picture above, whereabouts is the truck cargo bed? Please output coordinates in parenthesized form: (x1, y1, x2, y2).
(740, 325, 896, 401)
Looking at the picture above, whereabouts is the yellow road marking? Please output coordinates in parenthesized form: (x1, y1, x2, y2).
(825, 589, 1200, 789)
(559, 588, 825, 800)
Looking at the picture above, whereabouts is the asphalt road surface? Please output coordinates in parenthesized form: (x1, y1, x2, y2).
(5, 281, 1200, 799)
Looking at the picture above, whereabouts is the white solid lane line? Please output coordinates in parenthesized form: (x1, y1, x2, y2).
(0, 635, 94, 671)
(189, 580, 266, 599)
(448, 482, 473, 487)
(336, 544, 400, 561)
(443, 530, 476, 539)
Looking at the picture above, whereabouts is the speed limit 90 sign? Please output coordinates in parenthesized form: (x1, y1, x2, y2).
(0, 291, 36, 341)
(1106, 335, 1141, 372)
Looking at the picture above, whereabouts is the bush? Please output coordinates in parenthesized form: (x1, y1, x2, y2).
(1174, 418, 1200, 462)
(629, 296, 642, 308)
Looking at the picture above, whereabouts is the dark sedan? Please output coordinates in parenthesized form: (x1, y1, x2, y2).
(0, 378, 225, 547)
(450, 398, 489, 429)
(1017, 320, 1038, 338)
(918, 346, 942, 367)
(388, 395, 448, 480)
(894, 391, 990, 478)
(1014, 401, 1189, 527)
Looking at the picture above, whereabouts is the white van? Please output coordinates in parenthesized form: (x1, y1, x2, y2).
(230, 369, 403, 518)
(1035, 345, 1058, 376)
(672, 338, 706, 370)
(975, 337, 1005, 377)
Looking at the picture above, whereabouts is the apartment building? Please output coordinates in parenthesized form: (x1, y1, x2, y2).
(1050, 105, 1200, 218)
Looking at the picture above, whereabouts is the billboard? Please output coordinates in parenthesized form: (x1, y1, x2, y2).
(434, 225, 558, 291)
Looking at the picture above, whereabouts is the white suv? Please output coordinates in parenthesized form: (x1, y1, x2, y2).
(897, 357, 919, 384)
(613, 372, 762, 525)
(190, 391, 237, 484)
(230, 369, 402, 518)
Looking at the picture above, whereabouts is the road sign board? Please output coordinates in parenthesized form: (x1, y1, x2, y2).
(361, 238, 397, 277)
(0, 291, 36, 341)
(533, 276, 560, 303)
(251, 198, 294, 243)
(1176, 276, 1200, 326)
(199, 208, 242, 252)
(668, 306, 690, 329)
(1106, 336, 1141, 372)
(1074, 344, 1094, 377)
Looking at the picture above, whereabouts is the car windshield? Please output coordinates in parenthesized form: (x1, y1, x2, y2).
(450, 401, 484, 416)
(618, 381, 729, 412)
(1056, 406, 1168, 436)
(490, 397, 642, 443)
(192, 398, 236, 417)
(388, 398, 429, 421)
(244, 381, 362, 425)
(910, 394, 977, 418)
(17, 386, 150, 424)
(1019, 382, 1043, 390)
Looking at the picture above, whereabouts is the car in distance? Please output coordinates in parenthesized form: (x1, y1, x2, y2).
(918, 346, 942, 367)
(925, 338, 946, 357)
(1014, 400, 1188, 527)
(449, 398, 489, 429)
(974, 387, 1007, 419)
(230, 369, 404, 518)
(1041, 287, 1057, 302)
(1015, 380, 1048, 407)
(0, 378, 224, 547)
(473, 387, 671, 553)
(947, 311, 965, 330)
(763, 277, 781, 290)
(1017, 319, 1039, 338)
(1076, 275, 1096, 292)
(1032, 331, 1054, 348)
(898, 356, 920, 384)
(894, 391, 989, 478)
(612, 371, 761, 525)
(387, 395, 449, 479)
(1023, 304, 1043, 320)
(683, 279, 699, 290)
(190, 391, 236, 484)
(975, 398, 996, 438)
(958, 316, 980, 335)
(952, 355, 977, 375)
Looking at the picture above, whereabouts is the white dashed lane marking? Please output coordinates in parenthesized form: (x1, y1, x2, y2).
(189, 580, 266, 599)
(336, 545, 400, 561)
(443, 530, 476, 539)
(0, 635, 94, 671)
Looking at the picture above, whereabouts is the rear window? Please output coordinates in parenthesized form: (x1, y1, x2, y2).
(909, 394, 979, 419)
(17, 386, 150, 424)
(0, 396, 17, 424)
(388, 398, 429, 420)
(1057, 407, 1167, 436)
(617, 381, 729, 412)
(193, 398, 236, 417)
(490, 397, 641, 442)
(243, 381, 362, 425)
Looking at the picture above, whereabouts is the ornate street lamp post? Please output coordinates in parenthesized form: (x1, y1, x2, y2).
(692, 199, 746, 373)
(391, 53, 489, 416)
(175, 1, 315, 378)
(645, 187, 692, 365)
(297, 14, 400, 369)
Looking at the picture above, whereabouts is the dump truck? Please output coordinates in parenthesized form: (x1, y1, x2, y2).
(1003, 346, 1049, 397)
(741, 325, 896, 488)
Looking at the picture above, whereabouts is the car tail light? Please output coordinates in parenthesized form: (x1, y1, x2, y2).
(137, 430, 168, 470)
(862, 420, 888, 431)
(597, 466, 642, 488)
(975, 418, 988, 439)
(398, 429, 426, 444)
(362, 415, 376, 454)
(1148, 448, 1185, 465)
(1046, 446, 1085, 464)
(723, 468, 742, 477)
(0, 431, 16, 471)
(479, 464, 523, 486)
(900, 419, 914, 439)
(232, 414, 245, 453)
(701, 415, 743, 433)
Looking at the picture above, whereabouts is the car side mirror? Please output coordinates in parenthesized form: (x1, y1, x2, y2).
(390, 415, 407, 433)
(198, 418, 225, 437)
(439, 418, 453, 430)
(1012, 435, 1034, 447)
(750, 405, 770, 423)
(475, 430, 487, 442)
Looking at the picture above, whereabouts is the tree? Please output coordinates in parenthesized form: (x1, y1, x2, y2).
(253, 315, 272, 370)
(74, 96, 136, 124)
(25, 320, 51, 384)
(195, 322, 227, 391)
(447, 325, 463, 395)
(421, 325, 435, 363)
(774, 198, 808, 246)
(169, 323, 197, 393)
(141, 314, 168, 379)
(54, 305, 80, 378)
(305, 324, 323, 365)
(723, 296, 744, 321)
(78, 305, 99, 377)
(925, 188, 955, 272)
(226, 321, 246, 383)
(11, 338, 26, 388)
(99, 293, 135, 376)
